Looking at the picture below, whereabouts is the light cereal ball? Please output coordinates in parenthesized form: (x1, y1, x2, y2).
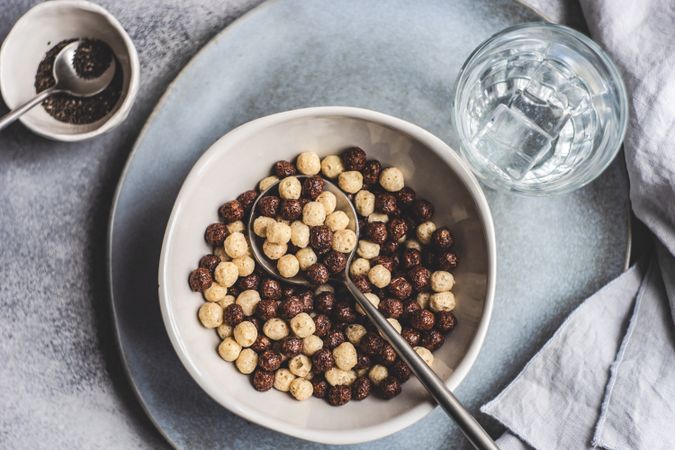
(217, 324, 233, 339)
(266, 221, 292, 244)
(226, 220, 245, 234)
(302, 202, 326, 226)
(416, 292, 431, 309)
(232, 256, 255, 277)
(233, 321, 258, 347)
(430, 291, 456, 312)
(279, 176, 302, 200)
(253, 216, 276, 238)
(357, 240, 380, 259)
(236, 290, 261, 316)
(357, 367, 369, 377)
(368, 264, 391, 288)
(259, 175, 280, 191)
(288, 354, 312, 377)
(217, 337, 241, 362)
(263, 240, 287, 260)
(290, 221, 310, 248)
(367, 213, 389, 223)
(217, 295, 236, 309)
(277, 254, 300, 278)
(289, 378, 313, 401)
(332, 229, 357, 253)
(387, 318, 402, 334)
(296, 248, 318, 271)
(416, 221, 437, 245)
(274, 368, 296, 392)
(379, 167, 405, 192)
(224, 232, 248, 258)
(290, 312, 316, 338)
(338, 171, 363, 194)
(332, 342, 358, 371)
(349, 257, 370, 277)
(325, 211, 349, 232)
(345, 324, 367, 345)
(316, 191, 337, 215)
(302, 335, 324, 356)
(203, 282, 228, 302)
(198, 302, 223, 328)
(320, 154, 344, 178)
(431, 271, 455, 292)
(296, 152, 321, 175)
(325, 368, 357, 386)
(214, 261, 239, 287)
(315, 284, 334, 295)
(263, 318, 290, 340)
(356, 292, 380, 315)
(235, 348, 258, 374)
(414, 346, 434, 366)
(368, 364, 389, 384)
(405, 239, 422, 251)
(354, 190, 375, 217)
(214, 246, 230, 261)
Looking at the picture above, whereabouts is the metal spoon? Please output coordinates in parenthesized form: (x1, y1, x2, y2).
(248, 176, 498, 450)
(0, 40, 116, 131)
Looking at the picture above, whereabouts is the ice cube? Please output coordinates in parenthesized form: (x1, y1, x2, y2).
(472, 104, 553, 180)
(509, 89, 568, 136)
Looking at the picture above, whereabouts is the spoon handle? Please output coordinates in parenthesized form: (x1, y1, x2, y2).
(344, 278, 498, 450)
(0, 88, 56, 131)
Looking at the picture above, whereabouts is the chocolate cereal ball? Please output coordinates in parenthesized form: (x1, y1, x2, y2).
(257, 196, 280, 217)
(281, 337, 304, 357)
(297, 290, 315, 313)
(251, 369, 275, 391)
(366, 222, 388, 245)
(387, 217, 409, 241)
(236, 190, 258, 211)
(341, 147, 367, 171)
(189, 268, 212, 292)
(279, 296, 304, 319)
(359, 332, 384, 356)
(324, 251, 348, 274)
(312, 378, 329, 398)
(391, 360, 412, 382)
(410, 309, 435, 331)
(315, 291, 336, 314)
(403, 300, 421, 319)
(306, 263, 330, 285)
(223, 303, 245, 326)
(355, 353, 372, 370)
(324, 330, 346, 349)
(198, 255, 221, 274)
(250, 335, 271, 353)
(258, 350, 283, 371)
(218, 200, 245, 223)
(380, 240, 400, 256)
(375, 192, 399, 216)
(409, 199, 434, 223)
(260, 278, 282, 300)
(255, 299, 278, 321)
(432, 227, 454, 249)
(204, 223, 228, 247)
(312, 348, 335, 372)
(400, 248, 422, 270)
(388, 276, 413, 300)
(379, 298, 404, 319)
(237, 273, 260, 291)
(333, 303, 357, 324)
(313, 314, 331, 337)
(352, 376, 372, 400)
(401, 328, 422, 346)
(378, 376, 402, 399)
(273, 160, 297, 178)
(408, 266, 431, 292)
(280, 199, 303, 221)
(302, 176, 325, 200)
(435, 311, 457, 333)
(371, 255, 396, 272)
(309, 225, 333, 253)
(436, 250, 459, 271)
(395, 186, 416, 206)
(352, 275, 372, 293)
(377, 343, 397, 366)
(421, 330, 445, 351)
(327, 385, 352, 406)
(362, 160, 382, 187)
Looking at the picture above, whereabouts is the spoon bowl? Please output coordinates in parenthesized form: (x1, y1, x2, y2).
(247, 175, 359, 287)
(53, 40, 116, 97)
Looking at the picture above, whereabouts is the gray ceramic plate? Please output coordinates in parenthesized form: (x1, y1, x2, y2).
(108, 0, 630, 448)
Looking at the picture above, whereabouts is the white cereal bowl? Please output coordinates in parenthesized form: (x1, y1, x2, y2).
(158, 106, 496, 445)
(0, 0, 139, 141)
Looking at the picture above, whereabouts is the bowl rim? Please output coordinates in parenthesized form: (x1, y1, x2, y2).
(0, 0, 140, 142)
(157, 106, 496, 445)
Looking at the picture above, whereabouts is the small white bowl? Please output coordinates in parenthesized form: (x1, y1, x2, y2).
(158, 107, 496, 445)
(0, 0, 139, 141)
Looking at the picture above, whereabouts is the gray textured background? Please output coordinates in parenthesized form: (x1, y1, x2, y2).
(1, 0, 622, 449)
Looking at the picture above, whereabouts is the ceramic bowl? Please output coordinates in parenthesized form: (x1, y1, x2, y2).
(0, 0, 139, 141)
(158, 106, 496, 445)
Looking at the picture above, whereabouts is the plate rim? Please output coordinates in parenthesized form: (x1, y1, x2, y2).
(156, 106, 497, 445)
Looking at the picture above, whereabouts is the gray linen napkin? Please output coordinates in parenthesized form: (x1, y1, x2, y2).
(480, 0, 675, 448)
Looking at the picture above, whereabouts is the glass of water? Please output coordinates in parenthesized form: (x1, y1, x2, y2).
(453, 23, 628, 194)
